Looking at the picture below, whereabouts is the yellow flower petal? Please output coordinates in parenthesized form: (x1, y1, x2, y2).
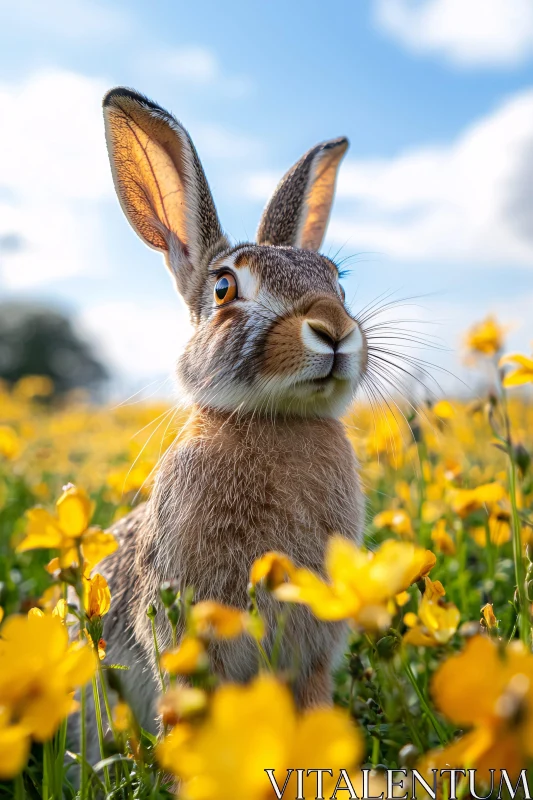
(81, 528, 118, 571)
(56, 485, 92, 538)
(0, 725, 30, 780)
(17, 508, 64, 552)
(83, 573, 111, 619)
(481, 602, 498, 629)
(191, 601, 249, 639)
(161, 637, 208, 675)
(249, 552, 296, 589)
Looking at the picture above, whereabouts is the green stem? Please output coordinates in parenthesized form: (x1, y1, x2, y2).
(15, 773, 25, 800)
(402, 651, 447, 745)
(150, 616, 167, 692)
(371, 736, 380, 768)
(99, 664, 127, 785)
(499, 383, 530, 645)
(54, 717, 67, 792)
(509, 454, 529, 645)
(255, 639, 273, 671)
(42, 741, 51, 800)
(92, 674, 111, 792)
(270, 609, 288, 671)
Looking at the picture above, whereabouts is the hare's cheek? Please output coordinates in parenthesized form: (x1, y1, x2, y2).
(261, 316, 308, 379)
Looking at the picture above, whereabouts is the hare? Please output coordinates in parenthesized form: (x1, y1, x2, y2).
(97, 87, 367, 734)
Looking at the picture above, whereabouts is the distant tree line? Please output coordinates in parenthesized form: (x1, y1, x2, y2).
(0, 302, 108, 396)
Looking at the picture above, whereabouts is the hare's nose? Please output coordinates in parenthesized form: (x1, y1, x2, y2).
(306, 319, 338, 351)
(303, 315, 359, 355)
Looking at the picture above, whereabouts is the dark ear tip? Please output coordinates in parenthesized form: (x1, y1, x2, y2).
(102, 86, 160, 112)
(323, 136, 349, 153)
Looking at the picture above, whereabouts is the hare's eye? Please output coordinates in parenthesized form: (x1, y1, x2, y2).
(214, 273, 238, 305)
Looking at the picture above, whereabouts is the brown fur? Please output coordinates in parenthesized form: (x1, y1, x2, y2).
(94, 88, 368, 735)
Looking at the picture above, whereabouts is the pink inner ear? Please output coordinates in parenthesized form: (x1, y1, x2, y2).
(298, 146, 348, 252)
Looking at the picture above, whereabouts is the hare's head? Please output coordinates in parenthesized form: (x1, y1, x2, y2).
(103, 88, 367, 417)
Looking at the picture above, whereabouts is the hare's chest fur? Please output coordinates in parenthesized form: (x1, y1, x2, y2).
(133, 411, 363, 683)
(148, 412, 361, 588)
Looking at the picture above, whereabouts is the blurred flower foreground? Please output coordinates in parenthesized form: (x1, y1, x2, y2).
(0, 317, 532, 799)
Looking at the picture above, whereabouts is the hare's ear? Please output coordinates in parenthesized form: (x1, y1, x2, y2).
(103, 88, 228, 303)
(256, 137, 348, 251)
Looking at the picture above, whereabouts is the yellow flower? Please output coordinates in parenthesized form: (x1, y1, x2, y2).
(433, 400, 455, 420)
(17, 484, 117, 572)
(470, 509, 511, 546)
(190, 601, 250, 639)
(481, 603, 498, 629)
(466, 315, 505, 356)
(431, 520, 456, 555)
(14, 375, 54, 400)
(395, 591, 410, 607)
(158, 687, 208, 727)
(0, 613, 95, 743)
(161, 637, 209, 675)
(0, 425, 21, 460)
(423, 635, 533, 781)
(83, 573, 111, 620)
(106, 459, 156, 498)
(365, 414, 404, 467)
(249, 552, 296, 589)
(0, 715, 30, 780)
(158, 674, 363, 800)
(274, 536, 436, 631)
(373, 509, 414, 539)
(423, 576, 446, 601)
(113, 701, 132, 733)
(449, 481, 505, 517)
(499, 351, 533, 387)
(403, 581, 460, 647)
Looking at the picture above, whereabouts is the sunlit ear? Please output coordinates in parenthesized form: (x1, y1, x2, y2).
(103, 88, 227, 292)
(256, 137, 348, 251)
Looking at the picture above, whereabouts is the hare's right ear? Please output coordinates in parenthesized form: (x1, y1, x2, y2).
(103, 88, 228, 308)
(257, 137, 348, 251)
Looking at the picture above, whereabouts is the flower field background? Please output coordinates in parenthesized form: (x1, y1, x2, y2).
(0, 320, 532, 798)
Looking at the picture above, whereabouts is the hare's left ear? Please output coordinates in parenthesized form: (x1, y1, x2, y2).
(256, 137, 348, 251)
(103, 88, 228, 310)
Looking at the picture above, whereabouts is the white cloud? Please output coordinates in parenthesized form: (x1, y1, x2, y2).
(142, 46, 253, 98)
(246, 88, 533, 267)
(1, 0, 130, 40)
(0, 69, 114, 289)
(374, 0, 533, 68)
(78, 301, 193, 384)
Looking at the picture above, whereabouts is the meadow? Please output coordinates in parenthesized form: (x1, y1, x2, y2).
(0, 317, 532, 799)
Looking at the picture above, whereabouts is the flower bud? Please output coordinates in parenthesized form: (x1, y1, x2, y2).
(514, 443, 531, 478)
(347, 653, 364, 679)
(146, 603, 157, 620)
(159, 581, 179, 608)
(167, 603, 181, 628)
(87, 616, 104, 647)
(376, 635, 400, 660)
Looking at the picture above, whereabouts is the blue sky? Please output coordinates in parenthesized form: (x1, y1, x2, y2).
(1, 0, 533, 397)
